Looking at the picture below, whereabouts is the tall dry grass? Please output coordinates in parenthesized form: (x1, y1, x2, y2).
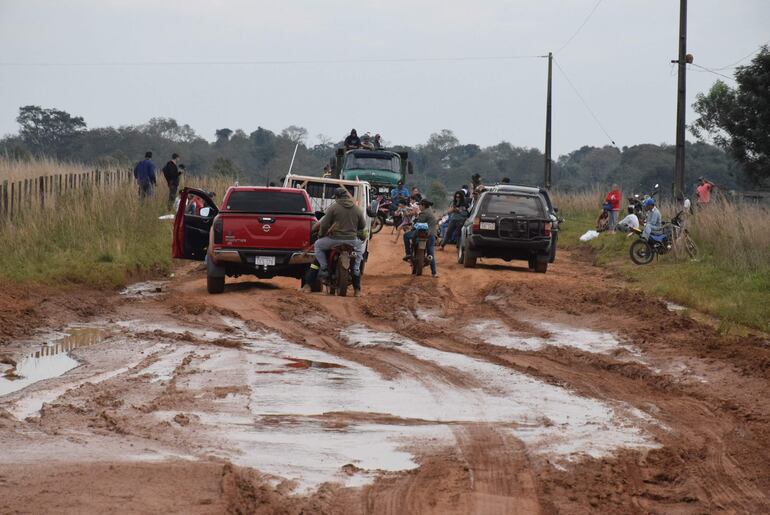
(0, 157, 237, 288)
(0, 156, 92, 181)
(689, 201, 770, 272)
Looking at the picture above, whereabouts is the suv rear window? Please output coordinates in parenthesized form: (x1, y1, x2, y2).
(483, 194, 545, 217)
(225, 191, 308, 214)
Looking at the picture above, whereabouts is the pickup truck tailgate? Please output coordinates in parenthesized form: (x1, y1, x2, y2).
(221, 214, 313, 249)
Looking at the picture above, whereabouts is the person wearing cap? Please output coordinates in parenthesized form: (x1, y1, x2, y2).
(389, 180, 409, 216)
(303, 187, 366, 296)
(403, 199, 439, 277)
(641, 197, 663, 241)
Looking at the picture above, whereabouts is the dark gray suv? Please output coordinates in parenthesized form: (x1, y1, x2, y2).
(457, 185, 559, 273)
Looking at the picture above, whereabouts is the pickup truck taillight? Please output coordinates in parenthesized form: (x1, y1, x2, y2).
(471, 216, 481, 233)
(213, 219, 223, 244)
(543, 222, 552, 237)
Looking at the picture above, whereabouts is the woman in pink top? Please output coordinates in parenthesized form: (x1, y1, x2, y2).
(696, 177, 714, 204)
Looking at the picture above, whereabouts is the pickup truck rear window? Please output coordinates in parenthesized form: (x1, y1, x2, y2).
(225, 191, 308, 214)
(483, 194, 545, 217)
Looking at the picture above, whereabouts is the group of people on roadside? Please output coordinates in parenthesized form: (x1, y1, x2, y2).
(603, 176, 717, 240)
(133, 151, 186, 209)
(344, 129, 383, 151)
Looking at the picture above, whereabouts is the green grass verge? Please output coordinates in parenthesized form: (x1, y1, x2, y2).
(0, 185, 173, 289)
(559, 210, 770, 333)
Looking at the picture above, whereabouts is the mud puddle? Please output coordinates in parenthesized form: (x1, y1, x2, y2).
(469, 319, 640, 357)
(0, 327, 107, 397)
(342, 325, 660, 460)
(119, 280, 168, 299)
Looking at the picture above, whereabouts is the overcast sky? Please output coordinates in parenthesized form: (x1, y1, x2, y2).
(0, 0, 768, 156)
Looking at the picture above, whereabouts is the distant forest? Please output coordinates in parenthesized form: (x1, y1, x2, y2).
(0, 106, 752, 197)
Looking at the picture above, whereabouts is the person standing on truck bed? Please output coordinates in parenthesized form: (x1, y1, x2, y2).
(161, 153, 183, 210)
(303, 187, 366, 296)
(344, 129, 361, 150)
(133, 151, 156, 199)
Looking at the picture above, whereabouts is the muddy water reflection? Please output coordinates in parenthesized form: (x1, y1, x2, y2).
(0, 328, 107, 397)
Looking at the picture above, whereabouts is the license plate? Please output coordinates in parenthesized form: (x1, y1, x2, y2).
(480, 222, 496, 231)
(254, 256, 276, 266)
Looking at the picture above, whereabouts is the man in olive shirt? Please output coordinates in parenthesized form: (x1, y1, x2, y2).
(403, 199, 438, 277)
(303, 187, 367, 296)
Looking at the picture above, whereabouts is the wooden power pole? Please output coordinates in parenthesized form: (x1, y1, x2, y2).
(673, 0, 688, 201)
(544, 52, 553, 190)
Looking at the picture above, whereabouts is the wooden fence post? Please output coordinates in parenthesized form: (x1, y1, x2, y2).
(39, 176, 45, 209)
(1, 180, 7, 217)
(10, 181, 15, 218)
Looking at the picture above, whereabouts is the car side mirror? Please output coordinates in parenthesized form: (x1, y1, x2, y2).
(199, 207, 212, 217)
(407, 161, 414, 175)
(366, 199, 380, 218)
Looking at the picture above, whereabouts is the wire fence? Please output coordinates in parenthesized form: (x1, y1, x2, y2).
(0, 168, 133, 221)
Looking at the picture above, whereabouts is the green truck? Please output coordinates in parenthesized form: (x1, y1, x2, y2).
(330, 148, 414, 195)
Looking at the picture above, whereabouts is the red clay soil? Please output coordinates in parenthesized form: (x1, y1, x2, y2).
(1, 237, 769, 514)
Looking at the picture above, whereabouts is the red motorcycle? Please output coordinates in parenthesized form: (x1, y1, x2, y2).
(324, 244, 356, 296)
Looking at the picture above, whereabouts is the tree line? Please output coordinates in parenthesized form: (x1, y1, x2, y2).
(2, 47, 768, 198)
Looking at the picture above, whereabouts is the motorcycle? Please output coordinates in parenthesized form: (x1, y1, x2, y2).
(629, 210, 697, 265)
(408, 222, 433, 276)
(324, 244, 357, 296)
(371, 196, 392, 235)
(627, 183, 660, 225)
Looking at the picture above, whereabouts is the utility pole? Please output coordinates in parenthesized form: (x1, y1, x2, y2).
(673, 0, 688, 201)
(544, 52, 553, 190)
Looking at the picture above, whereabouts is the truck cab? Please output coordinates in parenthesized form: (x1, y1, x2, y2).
(331, 148, 413, 195)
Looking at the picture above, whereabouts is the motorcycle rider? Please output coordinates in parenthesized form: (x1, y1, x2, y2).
(302, 187, 366, 296)
(403, 199, 439, 277)
(641, 197, 663, 241)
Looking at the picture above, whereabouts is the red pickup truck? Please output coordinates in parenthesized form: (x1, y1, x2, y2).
(172, 187, 317, 293)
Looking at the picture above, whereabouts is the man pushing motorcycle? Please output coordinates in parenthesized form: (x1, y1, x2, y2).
(303, 187, 366, 296)
(403, 198, 439, 278)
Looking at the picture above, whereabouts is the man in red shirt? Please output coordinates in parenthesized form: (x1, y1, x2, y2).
(605, 184, 622, 232)
(695, 177, 714, 205)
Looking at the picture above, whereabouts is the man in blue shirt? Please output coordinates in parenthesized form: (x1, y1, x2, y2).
(133, 151, 156, 198)
(389, 180, 409, 217)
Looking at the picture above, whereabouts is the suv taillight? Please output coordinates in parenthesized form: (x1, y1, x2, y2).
(543, 222, 552, 237)
(471, 216, 481, 233)
(213, 219, 223, 244)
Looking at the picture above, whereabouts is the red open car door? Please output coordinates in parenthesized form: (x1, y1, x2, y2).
(172, 188, 219, 260)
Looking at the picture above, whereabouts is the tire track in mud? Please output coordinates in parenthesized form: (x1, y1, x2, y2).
(2, 237, 769, 513)
(169, 237, 770, 513)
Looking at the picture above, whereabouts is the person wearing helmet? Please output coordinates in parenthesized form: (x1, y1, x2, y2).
(403, 198, 439, 277)
(641, 197, 663, 241)
(303, 187, 366, 295)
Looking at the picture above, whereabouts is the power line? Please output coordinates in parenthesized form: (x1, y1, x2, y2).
(555, 0, 605, 54)
(553, 58, 616, 146)
(689, 63, 734, 81)
(712, 38, 770, 70)
(0, 54, 548, 68)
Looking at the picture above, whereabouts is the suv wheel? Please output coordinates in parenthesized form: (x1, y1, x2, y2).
(462, 240, 477, 268)
(534, 258, 548, 274)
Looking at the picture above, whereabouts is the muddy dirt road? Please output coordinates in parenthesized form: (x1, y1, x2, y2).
(1, 236, 769, 514)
